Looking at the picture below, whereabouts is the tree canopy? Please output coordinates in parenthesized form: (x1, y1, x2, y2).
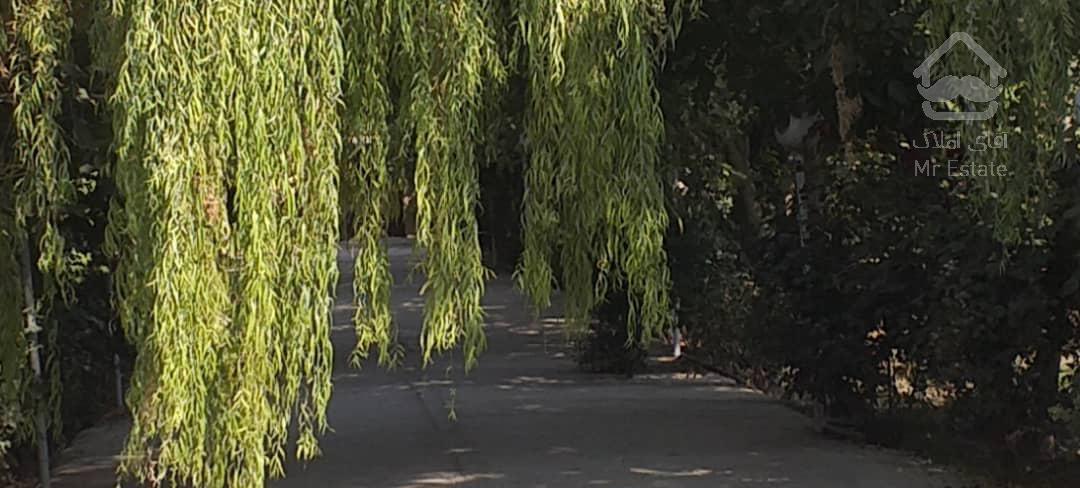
(2, 0, 1080, 486)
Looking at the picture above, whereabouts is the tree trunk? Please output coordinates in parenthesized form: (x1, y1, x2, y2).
(726, 134, 761, 248)
(19, 237, 50, 488)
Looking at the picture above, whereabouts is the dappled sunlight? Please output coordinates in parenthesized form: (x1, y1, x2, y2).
(409, 379, 454, 388)
(629, 467, 714, 477)
(505, 375, 577, 386)
(331, 371, 364, 381)
(631, 372, 738, 385)
(51, 458, 116, 480)
(694, 385, 765, 395)
(332, 302, 357, 313)
(507, 325, 544, 336)
(397, 471, 504, 487)
(504, 351, 541, 359)
(513, 403, 566, 414)
(399, 297, 426, 311)
(539, 317, 568, 328)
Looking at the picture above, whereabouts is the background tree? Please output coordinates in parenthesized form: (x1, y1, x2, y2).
(662, 0, 1080, 477)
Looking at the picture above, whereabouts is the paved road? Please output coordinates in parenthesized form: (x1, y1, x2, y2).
(55, 239, 970, 487)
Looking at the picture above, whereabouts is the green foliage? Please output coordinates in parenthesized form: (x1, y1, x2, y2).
(103, 1, 341, 485)
(0, 216, 29, 466)
(393, 0, 504, 370)
(664, 0, 1080, 469)
(341, 0, 399, 368)
(924, 0, 1077, 244)
(10, 0, 73, 293)
(517, 0, 674, 343)
(922, 0, 1080, 446)
(1, 0, 73, 470)
(75, 0, 690, 483)
(18, 0, 1080, 484)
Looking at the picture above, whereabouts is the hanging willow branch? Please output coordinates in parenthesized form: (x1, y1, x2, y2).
(92, 0, 684, 482)
(518, 0, 674, 342)
(924, 1, 1076, 243)
(341, 0, 400, 368)
(11, 0, 73, 292)
(104, 0, 342, 486)
(2, 0, 73, 451)
(393, 0, 504, 370)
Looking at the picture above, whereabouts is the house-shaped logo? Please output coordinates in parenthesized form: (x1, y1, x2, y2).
(913, 32, 1006, 121)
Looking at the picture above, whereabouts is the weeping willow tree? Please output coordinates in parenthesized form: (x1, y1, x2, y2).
(101, 0, 340, 485)
(923, 0, 1080, 438)
(10, 0, 72, 286)
(342, 0, 505, 370)
(343, 0, 682, 371)
(341, 0, 398, 368)
(344, 0, 679, 366)
(1, 0, 72, 474)
(923, 1, 1076, 243)
(81, 0, 683, 484)
(399, 0, 505, 368)
(517, 0, 675, 342)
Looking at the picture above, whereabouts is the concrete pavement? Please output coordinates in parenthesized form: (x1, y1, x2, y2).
(54, 239, 972, 487)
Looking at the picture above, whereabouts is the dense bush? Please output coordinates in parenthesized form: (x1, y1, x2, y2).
(661, 0, 1080, 473)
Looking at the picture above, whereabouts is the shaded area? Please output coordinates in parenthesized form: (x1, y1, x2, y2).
(51, 239, 969, 487)
(272, 239, 966, 488)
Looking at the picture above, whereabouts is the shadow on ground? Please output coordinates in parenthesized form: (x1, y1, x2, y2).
(53, 239, 969, 488)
